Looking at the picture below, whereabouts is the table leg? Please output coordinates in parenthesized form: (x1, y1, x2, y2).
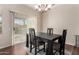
(46, 40, 53, 55)
(35, 38, 37, 55)
(26, 34, 29, 47)
(59, 36, 62, 55)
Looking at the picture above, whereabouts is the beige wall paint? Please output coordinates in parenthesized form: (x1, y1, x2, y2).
(37, 13, 43, 32)
(0, 4, 78, 48)
(42, 4, 79, 46)
(0, 4, 41, 49)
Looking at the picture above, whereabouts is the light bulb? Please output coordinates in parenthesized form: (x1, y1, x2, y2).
(45, 8, 48, 11)
(38, 8, 41, 11)
(34, 5, 39, 9)
(47, 4, 52, 8)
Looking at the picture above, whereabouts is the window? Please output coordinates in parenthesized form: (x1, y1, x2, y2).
(14, 17, 37, 33)
(14, 17, 25, 25)
(14, 17, 26, 34)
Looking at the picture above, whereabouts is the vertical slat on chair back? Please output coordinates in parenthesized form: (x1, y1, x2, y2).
(29, 28, 35, 43)
(47, 28, 53, 35)
(61, 29, 67, 49)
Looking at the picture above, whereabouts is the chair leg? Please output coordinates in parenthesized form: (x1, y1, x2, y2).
(30, 44, 32, 52)
(35, 45, 37, 55)
(37, 45, 40, 53)
(59, 49, 62, 55)
(44, 43, 45, 52)
(62, 49, 65, 55)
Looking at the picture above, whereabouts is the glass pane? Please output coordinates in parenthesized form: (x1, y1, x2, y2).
(14, 18, 25, 34)
(13, 17, 27, 44)
(14, 18, 24, 25)
(25, 19, 35, 33)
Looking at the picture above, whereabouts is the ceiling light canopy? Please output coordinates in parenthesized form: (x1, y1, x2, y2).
(34, 4, 53, 12)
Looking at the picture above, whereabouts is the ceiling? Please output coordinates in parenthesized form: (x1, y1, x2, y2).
(26, 4, 36, 9)
(26, 4, 56, 9)
(25, 4, 57, 12)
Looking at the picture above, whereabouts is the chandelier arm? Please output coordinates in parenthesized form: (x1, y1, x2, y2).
(34, 4, 53, 12)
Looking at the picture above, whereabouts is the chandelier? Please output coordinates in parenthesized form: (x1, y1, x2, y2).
(34, 4, 53, 12)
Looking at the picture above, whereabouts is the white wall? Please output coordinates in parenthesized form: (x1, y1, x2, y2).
(42, 4, 79, 46)
(0, 4, 41, 49)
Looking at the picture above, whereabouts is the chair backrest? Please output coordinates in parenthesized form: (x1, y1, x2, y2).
(61, 29, 67, 50)
(47, 28, 53, 35)
(29, 28, 35, 43)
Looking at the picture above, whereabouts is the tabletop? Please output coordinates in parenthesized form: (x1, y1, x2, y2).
(35, 32, 61, 41)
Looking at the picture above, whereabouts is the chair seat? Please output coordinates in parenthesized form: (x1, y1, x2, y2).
(39, 41, 45, 45)
(31, 39, 45, 46)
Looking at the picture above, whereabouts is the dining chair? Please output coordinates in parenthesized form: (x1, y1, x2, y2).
(53, 29, 67, 55)
(47, 28, 53, 35)
(29, 28, 45, 55)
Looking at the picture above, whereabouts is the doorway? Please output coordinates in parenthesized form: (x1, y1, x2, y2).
(13, 17, 27, 44)
(10, 11, 37, 45)
(11, 12, 27, 45)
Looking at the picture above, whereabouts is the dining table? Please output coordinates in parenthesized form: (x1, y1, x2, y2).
(26, 32, 61, 55)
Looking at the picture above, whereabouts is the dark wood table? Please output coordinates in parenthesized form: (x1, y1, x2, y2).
(35, 32, 61, 55)
(26, 32, 61, 55)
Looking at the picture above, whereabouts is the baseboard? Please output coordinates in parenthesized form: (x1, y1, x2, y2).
(13, 41, 26, 46)
(65, 44, 75, 48)
(0, 44, 12, 49)
(0, 42, 26, 50)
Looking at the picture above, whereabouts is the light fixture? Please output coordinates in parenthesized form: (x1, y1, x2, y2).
(34, 4, 53, 12)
